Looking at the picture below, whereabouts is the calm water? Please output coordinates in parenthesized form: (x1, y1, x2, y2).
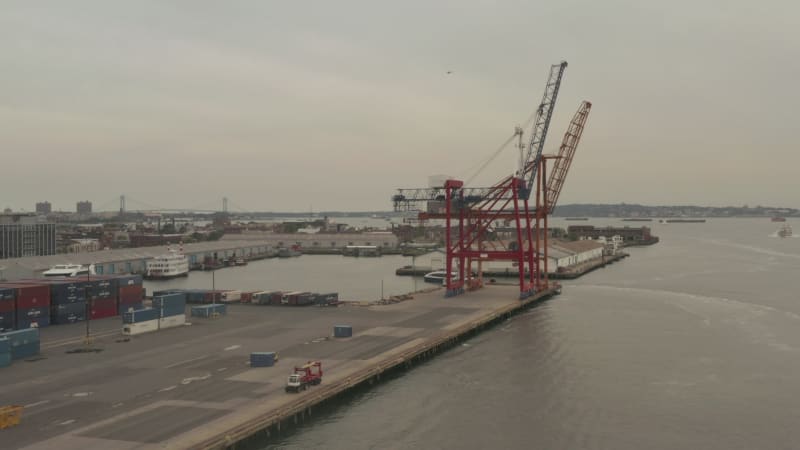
(246, 218, 800, 450)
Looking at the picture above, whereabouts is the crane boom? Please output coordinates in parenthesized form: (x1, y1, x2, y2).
(521, 61, 567, 199)
(546, 101, 592, 214)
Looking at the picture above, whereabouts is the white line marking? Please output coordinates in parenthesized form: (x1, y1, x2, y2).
(25, 400, 50, 408)
(59, 419, 76, 426)
(112, 403, 124, 408)
(224, 345, 241, 351)
(181, 373, 211, 385)
(72, 392, 92, 397)
(217, 367, 228, 372)
(164, 355, 208, 369)
(159, 385, 177, 392)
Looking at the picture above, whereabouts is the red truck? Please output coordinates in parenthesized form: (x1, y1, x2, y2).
(285, 361, 323, 393)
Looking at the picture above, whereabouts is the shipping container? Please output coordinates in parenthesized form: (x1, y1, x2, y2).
(0, 297, 14, 313)
(153, 293, 186, 317)
(0, 313, 14, 332)
(86, 276, 118, 300)
(114, 274, 143, 287)
(0, 336, 9, 354)
(119, 285, 144, 304)
(159, 314, 186, 329)
(122, 319, 159, 336)
(0, 328, 39, 346)
(0, 287, 15, 301)
(2, 284, 51, 310)
(11, 341, 40, 359)
(190, 304, 227, 318)
(51, 301, 87, 324)
(123, 307, 159, 324)
(333, 325, 353, 338)
(16, 308, 50, 329)
(240, 291, 256, 303)
(250, 352, 276, 367)
(0, 352, 11, 368)
(90, 297, 117, 320)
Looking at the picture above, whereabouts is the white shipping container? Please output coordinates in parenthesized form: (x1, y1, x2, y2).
(159, 315, 186, 329)
(122, 319, 159, 336)
(220, 290, 241, 302)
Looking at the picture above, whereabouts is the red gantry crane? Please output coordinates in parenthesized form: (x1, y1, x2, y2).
(392, 61, 592, 299)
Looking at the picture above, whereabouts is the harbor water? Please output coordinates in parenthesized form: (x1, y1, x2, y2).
(236, 218, 800, 450)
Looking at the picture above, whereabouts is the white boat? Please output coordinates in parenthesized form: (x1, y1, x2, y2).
(423, 270, 457, 284)
(43, 264, 95, 278)
(778, 224, 793, 238)
(145, 248, 189, 280)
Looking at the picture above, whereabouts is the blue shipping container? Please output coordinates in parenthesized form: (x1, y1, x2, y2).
(87, 278, 117, 300)
(0, 313, 14, 332)
(2, 328, 40, 346)
(16, 314, 50, 330)
(51, 312, 85, 325)
(123, 308, 159, 324)
(333, 325, 353, 338)
(114, 274, 143, 287)
(190, 304, 227, 318)
(250, 352, 276, 367)
(0, 336, 9, 354)
(0, 288, 15, 300)
(52, 301, 87, 317)
(48, 280, 87, 304)
(11, 341, 39, 360)
(0, 352, 10, 368)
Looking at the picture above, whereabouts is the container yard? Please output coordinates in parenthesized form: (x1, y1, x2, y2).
(0, 283, 558, 449)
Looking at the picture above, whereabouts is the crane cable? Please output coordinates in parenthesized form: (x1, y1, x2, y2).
(463, 108, 539, 186)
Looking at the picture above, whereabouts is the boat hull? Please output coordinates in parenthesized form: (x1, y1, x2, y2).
(143, 272, 189, 280)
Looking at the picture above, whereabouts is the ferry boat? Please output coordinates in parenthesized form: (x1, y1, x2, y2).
(145, 248, 189, 279)
(423, 270, 457, 284)
(772, 217, 787, 222)
(778, 224, 793, 238)
(42, 264, 95, 277)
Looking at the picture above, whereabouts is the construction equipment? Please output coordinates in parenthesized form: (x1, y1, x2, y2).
(285, 361, 323, 393)
(0, 405, 23, 429)
(391, 61, 591, 298)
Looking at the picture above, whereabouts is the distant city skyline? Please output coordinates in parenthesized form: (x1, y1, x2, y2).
(2, 1, 798, 211)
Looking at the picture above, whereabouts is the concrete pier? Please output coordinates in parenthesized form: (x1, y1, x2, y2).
(0, 285, 559, 449)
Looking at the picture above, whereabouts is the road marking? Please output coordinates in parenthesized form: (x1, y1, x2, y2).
(217, 367, 227, 372)
(164, 355, 208, 369)
(24, 400, 50, 408)
(181, 373, 211, 385)
(72, 392, 92, 397)
(59, 419, 76, 426)
(224, 345, 241, 351)
(159, 385, 177, 392)
(112, 403, 124, 408)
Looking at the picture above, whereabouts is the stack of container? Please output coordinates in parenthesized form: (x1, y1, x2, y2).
(87, 276, 118, 320)
(0, 336, 10, 368)
(10, 284, 51, 329)
(314, 293, 339, 306)
(47, 279, 87, 325)
(0, 288, 15, 332)
(1, 328, 40, 360)
(117, 275, 144, 315)
(239, 292, 257, 303)
(190, 304, 227, 318)
(153, 293, 186, 329)
(121, 308, 159, 336)
(220, 290, 242, 303)
(250, 352, 276, 367)
(281, 291, 312, 306)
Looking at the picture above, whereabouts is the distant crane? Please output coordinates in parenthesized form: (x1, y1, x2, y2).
(392, 61, 592, 298)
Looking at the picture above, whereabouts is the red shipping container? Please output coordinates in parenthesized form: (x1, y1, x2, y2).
(90, 297, 118, 320)
(5, 284, 51, 310)
(119, 285, 143, 304)
(240, 292, 255, 303)
(0, 299, 14, 313)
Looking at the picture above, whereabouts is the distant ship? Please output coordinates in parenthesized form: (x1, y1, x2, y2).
(277, 245, 302, 258)
(145, 248, 189, 279)
(778, 224, 793, 238)
(564, 217, 589, 221)
(42, 264, 95, 278)
(621, 218, 653, 222)
(660, 219, 706, 223)
(772, 217, 787, 222)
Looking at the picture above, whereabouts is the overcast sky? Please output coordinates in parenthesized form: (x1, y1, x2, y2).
(2, 1, 798, 212)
